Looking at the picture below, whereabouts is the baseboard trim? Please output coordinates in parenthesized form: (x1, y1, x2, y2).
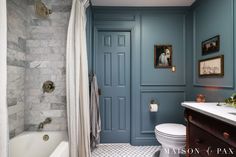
(131, 137, 159, 146)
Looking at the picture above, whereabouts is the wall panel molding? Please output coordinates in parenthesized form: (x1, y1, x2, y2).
(139, 91, 186, 135)
(140, 14, 187, 86)
(192, 0, 234, 88)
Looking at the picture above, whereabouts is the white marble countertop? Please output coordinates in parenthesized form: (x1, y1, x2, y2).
(182, 102, 236, 126)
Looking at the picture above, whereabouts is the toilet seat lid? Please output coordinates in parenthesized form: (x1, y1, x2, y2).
(155, 130, 186, 139)
(155, 123, 186, 137)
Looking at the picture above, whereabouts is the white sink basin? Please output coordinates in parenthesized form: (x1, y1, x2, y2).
(228, 112, 236, 116)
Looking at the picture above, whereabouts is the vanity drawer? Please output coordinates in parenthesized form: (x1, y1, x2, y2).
(189, 123, 236, 157)
(185, 109, 236, 147)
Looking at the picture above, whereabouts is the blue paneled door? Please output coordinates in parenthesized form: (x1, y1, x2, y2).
(96, 31, 131, 143)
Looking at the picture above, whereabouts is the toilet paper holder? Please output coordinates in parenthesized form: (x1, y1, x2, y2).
(149, 99, 159, 112)
(150, 100, 157, 104)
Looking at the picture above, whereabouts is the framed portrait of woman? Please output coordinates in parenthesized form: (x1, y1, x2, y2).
(154, 45, 172, 68)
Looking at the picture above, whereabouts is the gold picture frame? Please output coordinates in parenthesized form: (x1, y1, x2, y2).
(154, 45, 172, 68)
(199, 55, 224, 77)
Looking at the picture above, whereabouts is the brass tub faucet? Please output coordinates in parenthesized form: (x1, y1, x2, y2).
(38, 117, 52, 130)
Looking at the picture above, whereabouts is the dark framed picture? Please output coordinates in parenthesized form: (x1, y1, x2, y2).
(199, 55, 224, 77)
(202, 35, 220, 55)
(154, 45, 172, 68)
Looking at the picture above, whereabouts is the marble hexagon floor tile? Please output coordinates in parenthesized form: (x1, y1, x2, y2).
(92, 143, 160, 157)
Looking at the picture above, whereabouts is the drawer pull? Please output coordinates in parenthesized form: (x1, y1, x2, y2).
(223, 132, 230, 139)
(195, 138, 201, 144)
(188, 115, 193, 121)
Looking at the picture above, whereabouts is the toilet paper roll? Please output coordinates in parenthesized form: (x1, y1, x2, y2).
(149, 103, 158, 112)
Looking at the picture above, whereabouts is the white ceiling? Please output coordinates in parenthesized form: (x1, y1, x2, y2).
(91, 0, 196, 7)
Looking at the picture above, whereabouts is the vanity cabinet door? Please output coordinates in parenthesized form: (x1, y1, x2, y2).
(189, 123, 235, 157)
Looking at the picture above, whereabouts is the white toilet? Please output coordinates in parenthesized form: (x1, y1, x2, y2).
(155, 123, 186, 157)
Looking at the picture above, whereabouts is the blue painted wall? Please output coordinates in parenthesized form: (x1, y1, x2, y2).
(186, 0, 236, 102)
(92, 7, 189, 145)
(88, 0, 236, 146)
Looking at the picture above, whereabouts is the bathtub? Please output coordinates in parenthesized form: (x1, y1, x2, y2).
(9, 131, 68, 157)
(50, 141, 69, 157)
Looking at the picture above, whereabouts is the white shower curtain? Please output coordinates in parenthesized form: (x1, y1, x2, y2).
(0, 0, 8, 157)
(66, 0, 91, 157)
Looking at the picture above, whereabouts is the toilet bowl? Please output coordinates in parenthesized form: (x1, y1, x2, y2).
(155, 123, 186, 157)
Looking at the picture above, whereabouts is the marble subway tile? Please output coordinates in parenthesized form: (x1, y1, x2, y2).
(29, 103, 51, 111)
(24, 124, 38, 131)
(28, 61, 50, 68)
(52, 5, 71, 12)
(7, 98, 18, 107)
(7, 49, 26, 61)
(30, 19, 52, 26)
(51, 103, 66, 110)
(7, 41, 22, 52)
(9, 129, 16, 139)
(43, 124, 67, 131)
(26, 47, 54, 54)
(9, 113, 17, 122)
(7, 57, 27, 67)
(24, 111, 43, 124)
(18, 37, 27, 52)
(39, 95, 66, 104)
(28, 33, 54, 40)
(8, 103, 25, 115)
(41, 110, 66, 118)
(15, 126, 24, 136)
(29, 26, 67, 35)
(26, 40, 49, 48)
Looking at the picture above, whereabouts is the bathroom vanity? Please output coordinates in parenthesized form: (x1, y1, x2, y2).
(182, 102, 236, 157)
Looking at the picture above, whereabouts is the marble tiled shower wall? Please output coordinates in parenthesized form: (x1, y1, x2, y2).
(7, 0, 72, 137)
(7, 0, 28, 138)
(25, 0, 71, 131)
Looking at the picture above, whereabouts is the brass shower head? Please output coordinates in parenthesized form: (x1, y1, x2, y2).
(35, 0, 52, 18)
